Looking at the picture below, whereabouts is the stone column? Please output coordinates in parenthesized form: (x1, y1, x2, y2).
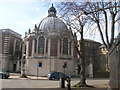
(57, 39, 60, 57)
(36, 37, 39, 54)
(61, 39, 63, 56)
(32, 39, 35, 57)
(26, 41, 29, 58)
(44, 38, 47, 55)
(71, 42, 74, 57)
(48, 38, 51, 72)
(48, 38, 51, 57)
(68, 39, 70, 56)
(13, 39, 16, 55)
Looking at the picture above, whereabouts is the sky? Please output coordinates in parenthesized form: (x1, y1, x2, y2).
(0, 1, 56, 37)
(0, 0, 119, 43)
(0, 0, 101, 42)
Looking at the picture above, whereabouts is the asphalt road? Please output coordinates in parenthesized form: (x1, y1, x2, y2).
(1, 78, 109, 89)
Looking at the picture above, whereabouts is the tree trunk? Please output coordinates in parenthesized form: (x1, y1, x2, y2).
(79, 26, 87, 86)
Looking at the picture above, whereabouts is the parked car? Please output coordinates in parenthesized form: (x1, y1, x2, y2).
(47, 72, 69, 80)
(0, 70, 10, 79)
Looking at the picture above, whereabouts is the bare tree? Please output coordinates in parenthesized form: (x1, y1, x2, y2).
(57, 2, 91, 87)
(58, 1, 120, 50)
(82, 1, 120, 49)
(57, 1, 120, 87)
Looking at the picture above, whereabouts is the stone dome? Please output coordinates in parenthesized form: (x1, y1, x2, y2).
(39, 17, 68, 32)
(38, 5, 70, 36)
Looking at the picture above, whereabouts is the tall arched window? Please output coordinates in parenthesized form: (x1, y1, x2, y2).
(38, 36, 45, 53)
(63, 38, 68, 55)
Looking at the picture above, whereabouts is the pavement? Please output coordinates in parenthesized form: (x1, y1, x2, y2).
(8, 73, 109, 90)
(9, 73, 48, 80)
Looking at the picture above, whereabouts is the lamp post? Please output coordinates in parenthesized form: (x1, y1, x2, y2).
(20, 53, 27, 78)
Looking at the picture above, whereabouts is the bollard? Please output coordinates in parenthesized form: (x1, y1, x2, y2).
(66, 77, 71, 90)
(60, 77, 65, 88)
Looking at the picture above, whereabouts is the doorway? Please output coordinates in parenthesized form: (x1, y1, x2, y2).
(13, 64, 16, 71)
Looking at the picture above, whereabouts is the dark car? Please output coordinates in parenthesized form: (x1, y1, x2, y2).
(0, 70, 10, 79)
(47, 72, 69, 80)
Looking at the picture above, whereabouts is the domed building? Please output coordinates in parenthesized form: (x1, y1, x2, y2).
(24, 5, 77, 76)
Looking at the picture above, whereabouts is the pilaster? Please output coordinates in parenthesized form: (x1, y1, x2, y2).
(48, 38, 51, 57)
(32, 39, 35, 57)
(57, 39, 60, 57)
(13, 39, 16, 55)
(36, 37, 39, 54)
(44, 38, 47, 55)
(71, 42, 74, 57)
(26, 41, 29, 58)
(68, 39, 70, 56)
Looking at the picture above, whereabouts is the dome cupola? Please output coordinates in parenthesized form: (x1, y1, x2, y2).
(48, 4, 56, 17)
(37, 4, 72, 38)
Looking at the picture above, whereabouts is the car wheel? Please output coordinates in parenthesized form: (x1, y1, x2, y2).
(2, 76, 4, 79)
(51, 76, 55, 80)
(5, 77, 8, 79)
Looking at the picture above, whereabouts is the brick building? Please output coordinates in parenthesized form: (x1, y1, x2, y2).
(77, 39, 107, 78)
(0, 29, 22, 72)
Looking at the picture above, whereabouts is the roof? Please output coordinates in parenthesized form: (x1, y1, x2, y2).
(79, 39, 101, 44)
(0, 29, 22, 39)
(37, 5, 70, 37)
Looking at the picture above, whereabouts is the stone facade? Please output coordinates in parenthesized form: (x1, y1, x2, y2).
(24, 5, 77, 76)
(26, 58, 75, 76)
(0, 29, 22, 72)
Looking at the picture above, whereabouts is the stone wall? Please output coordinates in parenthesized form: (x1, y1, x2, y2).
(0, 55, 10, 71)
(25, 57, 76, 76)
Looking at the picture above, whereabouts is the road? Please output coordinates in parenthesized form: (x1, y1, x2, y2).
(1, 78, 109, 89)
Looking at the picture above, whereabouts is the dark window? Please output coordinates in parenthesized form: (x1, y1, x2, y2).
(38, 62, 42, 67)
(15, 42, 19, 50)
(54, 73, 58, 75)
(59, 73, 64, 76)
(63, 38, 68, 55)
(60, 40, 61, 54)
(28, 40, 32, 56)
(13, 64, 16, 71)
(34, 39, 37, 52)
(46, 39, 48, 53)
(38, 36, 45, 53)
(50, 38, 58, 56)
(69, 42, 71, 55)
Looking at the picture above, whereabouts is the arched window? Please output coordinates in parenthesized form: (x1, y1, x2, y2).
(63, 38, 68, 55)
(38, 36, 45, 53)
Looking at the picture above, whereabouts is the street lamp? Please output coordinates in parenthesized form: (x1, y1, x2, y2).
(20, 53, 27, 78)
